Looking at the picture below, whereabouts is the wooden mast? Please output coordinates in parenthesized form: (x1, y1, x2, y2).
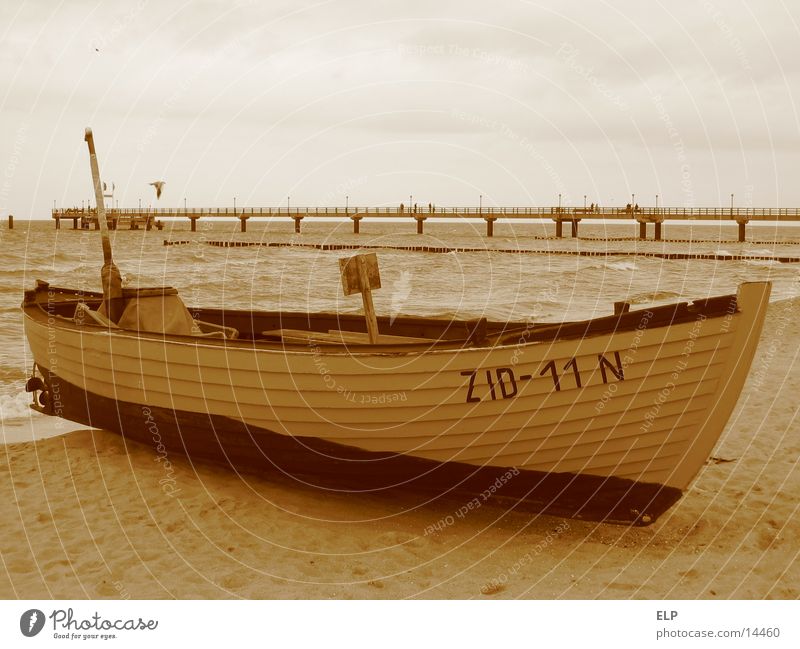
(84, 127, 124, 322)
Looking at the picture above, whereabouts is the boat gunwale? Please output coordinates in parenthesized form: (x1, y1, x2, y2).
(22, 282, 741, 357)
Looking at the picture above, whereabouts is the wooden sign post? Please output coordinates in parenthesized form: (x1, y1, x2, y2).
(339, 253, 381, 343)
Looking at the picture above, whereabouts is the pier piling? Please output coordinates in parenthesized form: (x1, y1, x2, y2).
(352, 216, 362, 234)
(571, 219, 580, 237)
(415, 217, 426, 234)
(737, 219, 748, 242)
(293, 216, 303, 233)
(638, 221, 647, 240)
(485, 217, 496, 237)
(654, 221, 663, 241)
(190, 217, 198, 232)
(7, 214, 12, 229)
(555, 220, 563, 238)
(239, 217, 248, 233)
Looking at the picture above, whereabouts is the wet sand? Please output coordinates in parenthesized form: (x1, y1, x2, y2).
(1, 299, 798, 599)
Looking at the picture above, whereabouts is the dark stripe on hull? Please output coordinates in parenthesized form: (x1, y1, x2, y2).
(43, 370, 681, 525)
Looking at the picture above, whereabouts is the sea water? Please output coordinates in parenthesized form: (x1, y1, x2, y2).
(1, 218, 798, 438)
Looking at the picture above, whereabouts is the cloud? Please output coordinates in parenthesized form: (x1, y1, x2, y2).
(1, 0, 799, 217)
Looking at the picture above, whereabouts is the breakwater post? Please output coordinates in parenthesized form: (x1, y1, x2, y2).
(170, 239, 800, 263)
(7, 214, 12, 229)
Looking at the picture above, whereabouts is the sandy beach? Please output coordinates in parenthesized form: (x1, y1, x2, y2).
(1, 298, 798, 600)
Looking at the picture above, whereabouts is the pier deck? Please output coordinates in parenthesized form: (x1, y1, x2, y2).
(51, 206, 800, 241)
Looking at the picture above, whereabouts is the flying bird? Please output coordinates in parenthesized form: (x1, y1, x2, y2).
(149, 181, 166, 200)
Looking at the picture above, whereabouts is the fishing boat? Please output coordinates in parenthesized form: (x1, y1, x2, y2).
(22, 130, 771, 524)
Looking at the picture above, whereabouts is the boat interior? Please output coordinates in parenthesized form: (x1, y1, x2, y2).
(24, 280, 739, 350)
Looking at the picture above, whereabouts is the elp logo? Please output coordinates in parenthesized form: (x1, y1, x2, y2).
(20, 609, 45, 637)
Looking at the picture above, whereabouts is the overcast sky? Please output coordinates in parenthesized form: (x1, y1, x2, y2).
(1, 0, 798, 217)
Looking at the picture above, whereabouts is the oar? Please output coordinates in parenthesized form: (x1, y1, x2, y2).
(84, 127, 124, 322)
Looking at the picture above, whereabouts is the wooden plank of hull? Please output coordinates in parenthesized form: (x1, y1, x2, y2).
(23, 282, 771, 494)
(39, 368, 682, 525)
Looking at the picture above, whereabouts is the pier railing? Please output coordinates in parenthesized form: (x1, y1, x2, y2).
(52, 206, 800, 219)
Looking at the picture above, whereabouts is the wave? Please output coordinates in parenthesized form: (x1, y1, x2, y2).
(744, 259, 782, 269)
(606, 260, 637, 271)
(0, 268, 27, 279)
(574, 257, 651, 273)
(628, 290, 683, 304)
(0, 391, 36, 422)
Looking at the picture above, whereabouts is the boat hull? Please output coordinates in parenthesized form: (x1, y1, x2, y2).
(22, 281, 771, 524)
(37, 366, 682, 524)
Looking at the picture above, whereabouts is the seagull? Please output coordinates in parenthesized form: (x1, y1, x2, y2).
(149, 181, 166, 200)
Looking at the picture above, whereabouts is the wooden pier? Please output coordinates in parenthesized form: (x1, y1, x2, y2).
(52, 209, 164, 231)
(51, 205, 800, 241)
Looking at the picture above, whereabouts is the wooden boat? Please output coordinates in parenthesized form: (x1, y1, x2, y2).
(21, 130, 772, 525)
(23, 277, 771, 524)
